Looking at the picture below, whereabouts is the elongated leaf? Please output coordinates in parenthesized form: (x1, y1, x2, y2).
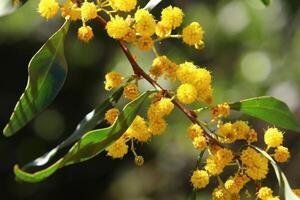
(23, 87, 124, 169)
(14, 91, 153, 183)
(261, 0, 271, 6)
(0, 0, 29, 17)
(230, 96, 300, 132)
(252, 146, 300, 200)
(144, 0, 162, 10)
(3, 20, 70, 137)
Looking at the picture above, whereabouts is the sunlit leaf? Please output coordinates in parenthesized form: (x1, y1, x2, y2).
(22, 87, 124, 169)
(252, 146, 300, 200)
(3, 20, 70, 137)
(230, 96, 300, 132)
(14, 91, 153, 183)
(0, 0, 29, 17)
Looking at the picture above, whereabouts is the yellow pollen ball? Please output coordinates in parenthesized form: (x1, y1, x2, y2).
(212, 186, 232, 200)
(148, 117, 167, 136)
(192, 135, 207, 150)
(155, 21, 172, 38)
(138, 36, 153, 51)
(106, 138, 128, 159)
(257, 187, 273, 200)
(160, 6, 184, 29)
(105, 108, 119, 125)
(274, 146, 290, 163)
(190, 170, 209, 189)
(264, 127, 283, 148)
(176, 83, 198, 104)
(38, 0, 59, 20)
(81, 1, 97, 21)
(123, 83, 140, 100)
(187, 124, 203, 140)
(176, 62, 197, 83)
(110, 0, 137, 12)
(182, 22, 204, 46)
(61, 0, 81, 21)
(218, 122, 236, 144)
(211, 102, 230, 119)
(126, 116, 151, 142)
(106, 15, 130, 39)
(134, 9, 156, 37)
(77, 26, 94, 42)
(104, 71, 123, 90)
(134, 155, 144, 166)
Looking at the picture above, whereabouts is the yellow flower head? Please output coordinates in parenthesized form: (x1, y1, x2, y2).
(157, 97, 174, 116)
(176, 83, 198, 104)
(123, 83, 140, 100)
(190, 170, 209, 189)
(264, 127, 283, 148)
(150, 56, 171, 79)
(161, 6, 184, 29)
(110, 0, 137, 12)
(148, 117, 167, 136)
(218, 122, 236, 144)
(81, 1, 97, 21)
(38, 0, 59, 20)
(134, 9, 156, 37)
(138, 36, 153, 51)
(274, 146, 290, 163)
(126, 116, 151, 142)
(61, 0, 81, 21)
(123, 28, 137, 44)
(232, 120, 250, 140)
(211, 102, 230, 119)
(257, 187, 273, 200)
(176, 62, 197, 83)
(182, 22, 204, 46)
(105, 108, 119, 125)
(104, 71, 123, 90)
(225, 173, 249, 194)
(106, 138, 128, 159)
(155, 21, 172, 38)
(187, 124, 204, 140)
(106, 15, 130, 39)
(212, 186, 232, 200)
(78, 26, 94, 42)
(192, 135, 207, 150)
(134, 155, 144, 166)
(215, 148, 234, 166)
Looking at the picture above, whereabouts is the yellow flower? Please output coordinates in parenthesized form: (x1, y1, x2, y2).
(77, 26, 94, 42)
(257, 187, 273, 200)
(81, 1, 97, 21)
(176, 83, 198, 104)
(160, 6, 184, 29)
(138, 36, 153, 51)
(155, 21, 172, 38)
(212, 186, 232, 200)
(264, 127, 283, 148)
(215, 148, 233, 166)
(106, 138, 128, 159)
(182, 22, 204, 46)
(176, 62, 197, 83)
(225, 173, 249, 194)
(187, 124, 204, 140)
(211, 102, 230, 119)
(190, 170, 209, 189)
(274, 146, 290, 163)
(157, 98, 174, 116)
(110, 0, 137, 12)
(105, 108, 119, 125)
(134, 155, 144, 166)
(218, 122, 236, 144)
(134, 9, 156, 37)
(232, 120, 250, 140)
(150, 56, 171, 79)
(61, 0, 81, 21)
(38, 0, 59, 20)
(123, 83, 140, 100)
(123, 28, 137, 44)
(126, 116, 151, 142)
(106, 15, 130, 39)
(192, 135, 207, 150)
(104, 71, 123, 90)
(148, 117, 167, 136)
(205, 148, 233, 175)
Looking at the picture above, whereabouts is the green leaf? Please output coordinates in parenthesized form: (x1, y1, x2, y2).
(230, 96, 300, 132)
(252, 146, 300, 200)
(3, 20, 70, 137)
(0, 0, 30, 17)
(261, 0, 271, 6)
(22, 87, 124, 169)
(14, 91, 153, 183)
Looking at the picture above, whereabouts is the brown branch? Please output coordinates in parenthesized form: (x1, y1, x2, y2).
(95, 15, 223, 147)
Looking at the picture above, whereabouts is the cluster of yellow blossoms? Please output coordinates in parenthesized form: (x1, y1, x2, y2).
(37, 0, 300, 199)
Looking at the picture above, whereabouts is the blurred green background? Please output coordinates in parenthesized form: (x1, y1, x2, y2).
(1, 0, 300, 199)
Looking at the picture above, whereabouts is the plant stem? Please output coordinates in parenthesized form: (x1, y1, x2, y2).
(95, 15, 223, 147)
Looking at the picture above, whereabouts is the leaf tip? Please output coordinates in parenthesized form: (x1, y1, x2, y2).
(3, 124, 13, 137)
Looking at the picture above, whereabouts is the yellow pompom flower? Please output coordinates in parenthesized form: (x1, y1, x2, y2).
(232, 120, 250, 140)
(218, 122, 236, 144)
(212, 186, 232, 200)
(176, 62, 197, 83)
(105, 108, 119, 125)
(150, 56, 171, 79)
(182, 22, 204, 46)
(274, 146, 290, 163)
(176, 83, 198, 104)
(215, 148, 234, 166)
(106, 15, 130, 39)
(155, 21, 172, 38)
(193, 135, 207, 150)
(187, 124, 203, 140)
(123, 28, 137, 44)
(190, 170, 209, 189)
(134, 155, 144, 166)
(257, 187, 273, 200)
(104, 71, 123, 90)
(264, 127, 283, 148)
(123, 83, 140, 100)
(126, 116, 151, 142)
(134, 9, 156, 37)
(77, 26, 94, 42)
(225, 174, 249, 194)
(138, 36, 153, 51)
(211, 102, 230, 119)
(110, 0, 137, 12)
(157, 98, 174, 116)
(81, 1, 97, 21)
(148, 117, 167, 136)
(38, 0, 59, 20)
(61, 0, 81, 21)
(160, 6, 184, 29)
(205, 148, 233, 176)
(106, 138, 128, 159)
